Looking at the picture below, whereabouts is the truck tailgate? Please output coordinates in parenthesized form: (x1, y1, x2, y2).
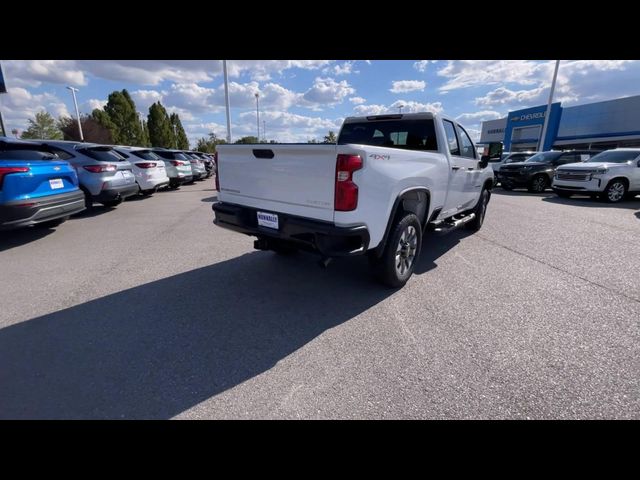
(216, 144, 337, 222)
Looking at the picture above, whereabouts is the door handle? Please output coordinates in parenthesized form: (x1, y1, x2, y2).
(452, 166, 461, 171)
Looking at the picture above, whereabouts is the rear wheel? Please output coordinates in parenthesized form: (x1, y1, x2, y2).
(528, 175, 549, 193)
(83, 190, 93, 210)
(372, 212, 421, 288)
(602, 179, 627, 203)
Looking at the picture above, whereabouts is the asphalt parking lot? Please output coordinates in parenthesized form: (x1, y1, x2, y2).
(1, 182, 639, 419)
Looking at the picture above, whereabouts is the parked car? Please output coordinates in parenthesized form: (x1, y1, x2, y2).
(150, 149, 193, 189)
(552, 148, 640, 202)
(0, 139, 85, 230)
(37, 140, 138, 209)
(212, 112, 494, 288)
(497, 150, 600, 193)
(181, 151, 207, 180)
(111, 146, 170, 195)
(191, 152, 214, 178)
(490, 151, 538, 184)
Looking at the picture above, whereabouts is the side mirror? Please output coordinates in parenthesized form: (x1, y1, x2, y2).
(479, 155, 490, 169)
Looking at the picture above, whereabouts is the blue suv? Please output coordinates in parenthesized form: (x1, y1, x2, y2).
(0, 139, 86, 230)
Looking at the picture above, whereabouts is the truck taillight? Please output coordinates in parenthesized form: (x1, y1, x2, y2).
(335, 154, 362, 211)
(0, 167, 29, 189)
(214, 151, 219, 191)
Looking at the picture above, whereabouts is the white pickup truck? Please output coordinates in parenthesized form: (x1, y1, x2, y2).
(552, 148, 640, 203)
(212, 112, 494, 287)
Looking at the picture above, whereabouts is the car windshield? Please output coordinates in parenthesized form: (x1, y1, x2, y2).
(525, 152, 561, 163)
(586, 150, 640, 163)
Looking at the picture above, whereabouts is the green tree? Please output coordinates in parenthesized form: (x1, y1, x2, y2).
(103, 89, 143, 145)
(58, 114, 114, 144)
(170, 113, 189, 150)
(92, 108, 118, 142)
(195, 132, 227, 153)
(20, 111, 63, 140)
(147, 102, 174, 148)
(307, 138, 318, 143)
(323, 131, 337, 143)
(140, 118, 151, 147)
(234, 136, 259, 144)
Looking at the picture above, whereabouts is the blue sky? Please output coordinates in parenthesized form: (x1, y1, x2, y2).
(2, 60, 640, 145)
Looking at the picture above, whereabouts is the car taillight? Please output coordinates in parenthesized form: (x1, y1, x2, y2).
(214, 152, 219, 191)
(136, 162, 157, 169)
(170, 160, 186, 166)
(83, 164, 117, 173)
(334, 154, 362, 211)
(0, 167, 29, 189)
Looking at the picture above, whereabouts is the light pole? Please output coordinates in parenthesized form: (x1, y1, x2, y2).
(398, 104, 404, 114)
(538, 60, 560, 152)
(223, 60, 232, 143)
(173, 123, 177, 148)
(66, 86, 84, 141)
(255, 93, 260, 142)
(263, 120, 266, 143)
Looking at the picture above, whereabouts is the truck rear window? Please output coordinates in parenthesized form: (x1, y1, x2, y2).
(338, 119, 438, 151)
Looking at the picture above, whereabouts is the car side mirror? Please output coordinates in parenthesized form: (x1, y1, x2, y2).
(479, 155, 490, 169)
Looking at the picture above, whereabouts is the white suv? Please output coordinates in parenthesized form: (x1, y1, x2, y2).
(552, 148, 640, 202)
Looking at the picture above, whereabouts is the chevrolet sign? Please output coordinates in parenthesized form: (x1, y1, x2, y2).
(511, 112, 545, 122)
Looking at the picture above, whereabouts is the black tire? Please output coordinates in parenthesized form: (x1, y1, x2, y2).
(372, 212, 421, 288)
(465, 188, 490, 232)
(528, 174, 549, 193)
(101, 199, 122, 208)
(601, 179, 628, 203)
(82, 190, 94, 211)
(555, 191, 572, 198)
(35, 216, 68, 229)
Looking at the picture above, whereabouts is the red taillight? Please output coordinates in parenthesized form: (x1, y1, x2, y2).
(334, 154, 362, 211)
(0, 167, 30, 189)
(214, 152, 219, 191)
(136, 162, 157, 169)
(170, 160, 187, 166)
(83, 164, 117, 173)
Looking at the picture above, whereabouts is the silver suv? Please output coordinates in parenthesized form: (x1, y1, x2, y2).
(151, 149, 193, 189)
(38, 140, 138, 208)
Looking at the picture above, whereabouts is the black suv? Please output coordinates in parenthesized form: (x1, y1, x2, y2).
(497, 150, 600, 193)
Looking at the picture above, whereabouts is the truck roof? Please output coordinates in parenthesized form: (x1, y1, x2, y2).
(343, 112, 437, 124)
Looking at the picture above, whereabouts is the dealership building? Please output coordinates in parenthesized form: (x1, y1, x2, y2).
(478, 94, 640, 152)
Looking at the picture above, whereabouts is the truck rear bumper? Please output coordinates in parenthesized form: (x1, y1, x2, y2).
(212, 202, 370, 257)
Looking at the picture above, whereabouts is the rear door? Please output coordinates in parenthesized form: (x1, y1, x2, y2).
(217, 144, 337, 221)
(455, 123, 483, 208)
(441, 119, 477, 214)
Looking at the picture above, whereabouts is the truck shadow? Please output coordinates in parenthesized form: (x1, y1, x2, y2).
(491, 189, 554, 198)
(0, 251, 395, 419)
(414, 229, 468, 275)
(542, 195, 640, 210)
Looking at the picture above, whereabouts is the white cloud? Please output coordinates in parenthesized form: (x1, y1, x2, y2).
(354, 100, 443, 116)
(3, 60, 87, 88)
(390, 80, 426, 93)
(413, 60, 430, 72)
(455, 111, 503, 122)
(130, 89, 165, 112)
(349, 96, 366, 105)
(474, 86, 547, 107)
(323, 61, 357, 76)
(83, 99, 108, 111)
(0, 87, 70, 132)
(302, 77, 355, 107)
(236, 110, 342, 142)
